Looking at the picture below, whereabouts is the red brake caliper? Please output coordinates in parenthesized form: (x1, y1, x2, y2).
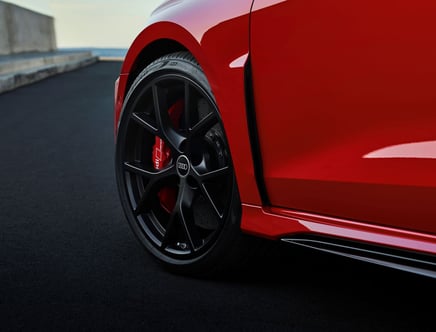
(153, 99, 184, 213)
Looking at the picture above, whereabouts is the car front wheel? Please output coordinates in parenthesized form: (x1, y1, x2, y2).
(115, 52, 248, 276)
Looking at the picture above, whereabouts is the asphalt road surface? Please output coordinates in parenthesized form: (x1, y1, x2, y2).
(0, 62, 434, 331)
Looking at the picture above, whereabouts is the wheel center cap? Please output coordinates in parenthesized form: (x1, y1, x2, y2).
(176, 155, 190, 177)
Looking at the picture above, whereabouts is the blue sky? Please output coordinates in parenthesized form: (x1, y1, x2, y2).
(5, 0, 164, 48)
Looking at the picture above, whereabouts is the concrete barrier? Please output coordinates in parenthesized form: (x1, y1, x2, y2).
(0, 51, 99, 94)
(0, 1, 56, 55)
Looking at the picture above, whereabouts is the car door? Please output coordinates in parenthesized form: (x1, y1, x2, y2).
(250, 0, 436, 234)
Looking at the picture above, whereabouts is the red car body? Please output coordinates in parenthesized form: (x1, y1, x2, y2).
(115, 0, 436, 277)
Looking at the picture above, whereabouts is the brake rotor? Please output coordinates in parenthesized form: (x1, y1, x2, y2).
(192, 129, 228, 230)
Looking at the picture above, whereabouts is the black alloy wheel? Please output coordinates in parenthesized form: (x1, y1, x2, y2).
(115, 52, 246, 276)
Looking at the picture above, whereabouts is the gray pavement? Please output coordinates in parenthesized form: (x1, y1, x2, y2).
(0, 49, 98, 94)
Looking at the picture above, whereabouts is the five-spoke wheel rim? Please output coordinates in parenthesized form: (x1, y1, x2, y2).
(117, 73, 234, 260)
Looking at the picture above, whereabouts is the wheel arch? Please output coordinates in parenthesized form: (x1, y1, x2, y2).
(118, 22, 208, 107)
(115, 22, 207, 141)
(124, 38, 189, 94)
(116, 13, 262, 206)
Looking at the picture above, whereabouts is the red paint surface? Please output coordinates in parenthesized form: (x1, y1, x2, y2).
(241, 204, 436, 255)
(251, 0, 436, 235)
(115, 0, 436, 256)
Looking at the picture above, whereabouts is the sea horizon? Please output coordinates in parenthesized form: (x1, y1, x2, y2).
(59, 47, 128, 60)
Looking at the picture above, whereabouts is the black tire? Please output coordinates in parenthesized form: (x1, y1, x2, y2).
(115, 52, 248, 277)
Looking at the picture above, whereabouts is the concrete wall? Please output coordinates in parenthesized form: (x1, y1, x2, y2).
(0, 1, 56, 55)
